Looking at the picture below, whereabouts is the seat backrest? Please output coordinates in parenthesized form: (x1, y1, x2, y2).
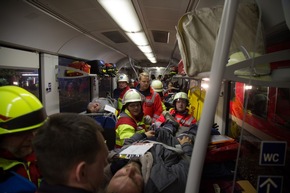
(90, 113, 117, 150)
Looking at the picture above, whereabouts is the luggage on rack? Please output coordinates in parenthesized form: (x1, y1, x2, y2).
(87, 60, 117, 77)
(105, 63, 118, 77)
(65, 61, 91, 76)
(176, 3, 265, 77)
(87, 60, 106, 76)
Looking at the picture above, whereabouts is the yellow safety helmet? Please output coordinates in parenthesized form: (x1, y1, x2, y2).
(0, 86, 47, 135)
(118, 74, 129, 83)
(151, 80, 163, 92)
(122, 89, 142, 106)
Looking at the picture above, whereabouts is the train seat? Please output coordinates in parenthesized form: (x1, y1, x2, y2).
(81, 112, 117, 150)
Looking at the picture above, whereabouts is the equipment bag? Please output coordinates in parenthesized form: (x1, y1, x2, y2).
(66, 61, 91, 76)
(176, 3, 265, 77)
(87, 60, 106, 76)
(105, 63, 118, 77)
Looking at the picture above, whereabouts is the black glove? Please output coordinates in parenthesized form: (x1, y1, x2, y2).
(212, 123, 219, 129)
(211, 123, 220, 135)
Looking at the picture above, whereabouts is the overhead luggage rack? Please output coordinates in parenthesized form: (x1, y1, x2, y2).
(224, 49, 290, 88)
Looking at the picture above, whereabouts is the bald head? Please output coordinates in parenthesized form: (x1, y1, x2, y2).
(106, 162, 144, 193)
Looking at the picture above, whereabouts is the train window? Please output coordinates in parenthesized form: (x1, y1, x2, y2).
(244, 85, 268, 118)
(98, 77, 113, 98)
(275, 88, 290, 127)
(0, 67, 40, 98)
(58, 57, 91, 113)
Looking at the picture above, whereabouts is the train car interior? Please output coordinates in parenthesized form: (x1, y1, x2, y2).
(1, 0, 290, 192)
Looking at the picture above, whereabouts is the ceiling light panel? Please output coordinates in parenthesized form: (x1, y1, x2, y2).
(126, 32, 149, 46)
(138, 45, 152, 53)
(98, 0, 142, 32)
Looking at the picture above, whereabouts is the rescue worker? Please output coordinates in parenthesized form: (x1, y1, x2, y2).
(0, 86, 48, 192)
(136, 72, 163, 122)
(156, 92, 197, 127)
(115, 89, 154, 148)
(113, 74, 131, 114)
(151, 79, 166, 111)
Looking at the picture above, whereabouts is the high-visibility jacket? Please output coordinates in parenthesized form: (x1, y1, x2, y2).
(0, 150, 41, 189)
(156, 108, 197, 127)
(113, 86, 130, 114)
(137, 86, 163, 122)
(161, 102, 166, 111)
(115, 109, 146, 148)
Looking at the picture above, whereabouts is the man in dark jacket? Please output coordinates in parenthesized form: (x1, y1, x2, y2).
(33, 113, 108, 193)
(104, 120, 193, 193)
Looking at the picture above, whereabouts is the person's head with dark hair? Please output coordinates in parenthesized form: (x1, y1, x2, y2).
(157, 74, 162, 80)
(33, 113, 108, 193)
(173, 92, 189, 113)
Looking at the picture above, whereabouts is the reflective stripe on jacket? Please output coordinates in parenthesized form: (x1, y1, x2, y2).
(142, 87, 163, 121)
(0, 152, 41, 187)
(155, 108, 196, 127)
(169, 109, 196, 127)
(115, 109, 146, 148)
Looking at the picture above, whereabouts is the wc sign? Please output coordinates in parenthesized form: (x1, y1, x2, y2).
(259, 141, 287, 166)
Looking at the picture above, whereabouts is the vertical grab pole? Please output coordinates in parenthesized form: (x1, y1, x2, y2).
(185, 0, 239, 193)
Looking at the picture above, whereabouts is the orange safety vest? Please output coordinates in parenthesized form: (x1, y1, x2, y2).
(156, 109, 196, 127)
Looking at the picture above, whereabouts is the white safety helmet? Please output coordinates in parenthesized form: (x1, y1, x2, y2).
(122, 89, 142, 106)
(118, 74, 129, 83)
(173, 92, 189, 103)
(151, 80, 163, 92)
